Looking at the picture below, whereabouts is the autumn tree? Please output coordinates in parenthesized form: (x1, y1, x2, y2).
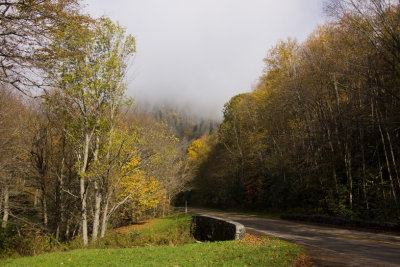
(43, 16, 135, 245)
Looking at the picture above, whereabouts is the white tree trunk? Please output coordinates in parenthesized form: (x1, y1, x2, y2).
(80, 133, 90, 246)
(92, 180, 102, 242)
(100, 198, 109, 238)
(80, 176, 88, 245)
(65, 218, 70, 239)
(34, 189, 39, 207)
(56, 157, 65, 241)
(92, 136, 101, 242)
(2, 186, 9, 228)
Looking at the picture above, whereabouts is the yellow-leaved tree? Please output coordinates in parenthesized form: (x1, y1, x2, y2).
(116, 156, 165, 224)
(187, 135, 213, 169)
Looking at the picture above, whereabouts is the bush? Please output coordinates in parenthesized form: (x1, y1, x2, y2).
(0, 226, 62, 258)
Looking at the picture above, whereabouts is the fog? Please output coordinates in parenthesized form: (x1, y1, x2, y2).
(84, 0, 325, 119)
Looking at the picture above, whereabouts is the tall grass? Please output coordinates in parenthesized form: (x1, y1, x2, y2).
(92, 213, 194, 248)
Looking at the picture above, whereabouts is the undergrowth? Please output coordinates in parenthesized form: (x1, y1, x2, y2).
(0, 212, 193, 258)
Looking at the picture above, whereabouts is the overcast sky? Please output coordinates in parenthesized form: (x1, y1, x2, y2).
(84, 0, 326, 119)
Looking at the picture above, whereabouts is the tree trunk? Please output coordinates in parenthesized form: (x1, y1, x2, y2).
(65, 217, 70, 240)
(377, 110, 397, 202)
(55, 157, 65, 241)
(41, 183, 48, 226)
(99, 111, 114, 239)
(168, 196, 171, 216)
(92, 136, 101, 243)
(377, 149, 386, 201)
(80, 133, 90, 246)
(34, 189, 39, 207)
(2, 185, 9, 228)
(80, 176, 88, 245)
(361, 142, 369, 210)
(72, 223, 79, 238)
(0, 188, 3, 216)
(100, 198, 109, 238)
(386, 132, 400, 191)
(92, 180, 102, 242)
(360, 129, 369, 210)
(327, 125, 339, 195)
(344, 143, 353, 210)
(55, 224, 60, 241)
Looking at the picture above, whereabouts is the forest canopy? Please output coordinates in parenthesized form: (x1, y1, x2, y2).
(184, 0, 400, 221)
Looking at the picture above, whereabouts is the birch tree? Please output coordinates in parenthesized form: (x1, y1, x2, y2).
(45, 17, 135, 245)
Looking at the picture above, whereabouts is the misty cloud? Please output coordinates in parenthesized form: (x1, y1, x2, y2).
(84, 0, 325, 119)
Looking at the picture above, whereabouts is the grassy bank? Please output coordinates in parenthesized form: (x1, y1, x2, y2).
(0, 235, 306, 266)
(0, 213, 194, 258)
(82, 213, 194, 249)
(0, 212, 309, 266)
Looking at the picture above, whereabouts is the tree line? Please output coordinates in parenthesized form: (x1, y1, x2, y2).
(0, 0, 190, 247)
(150, 104, 218, 141)
(185, 0, 400, 221)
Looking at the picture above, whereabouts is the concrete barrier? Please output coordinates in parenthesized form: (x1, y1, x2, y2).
(190, 215, 245, 241)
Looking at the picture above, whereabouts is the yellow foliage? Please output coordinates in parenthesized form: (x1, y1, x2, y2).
(122, 155, 141, 174)
(116, 149, 165, 220)
(187, 136, 212, 166)
(288, 118, 306, 131)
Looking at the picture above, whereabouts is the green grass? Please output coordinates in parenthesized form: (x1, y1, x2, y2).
(0, 237, 303, 267)
(0, 212, 307, 266)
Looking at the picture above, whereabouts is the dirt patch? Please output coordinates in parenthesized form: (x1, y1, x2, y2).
(293, 254, 312, 267)
(238, 233, 271, 247)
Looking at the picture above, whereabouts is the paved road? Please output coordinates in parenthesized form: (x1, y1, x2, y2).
(189, 208, 400, 267)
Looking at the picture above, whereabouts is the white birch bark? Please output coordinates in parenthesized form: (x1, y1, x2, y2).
(2, 185, 9, 228)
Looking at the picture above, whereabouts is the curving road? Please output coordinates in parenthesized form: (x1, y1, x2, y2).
(189, 208, 400, 267)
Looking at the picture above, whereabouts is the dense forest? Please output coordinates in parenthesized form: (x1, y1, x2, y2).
(184, 0, 400, 221)
(150, 104, 218, 141)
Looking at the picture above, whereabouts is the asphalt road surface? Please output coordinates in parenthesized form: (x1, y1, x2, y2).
(189, 208, 400, 267)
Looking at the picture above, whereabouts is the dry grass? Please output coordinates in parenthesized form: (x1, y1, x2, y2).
(293, 253, 313, 267)
(107, 219, 156, 235)
(238, 233, 271, 247)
